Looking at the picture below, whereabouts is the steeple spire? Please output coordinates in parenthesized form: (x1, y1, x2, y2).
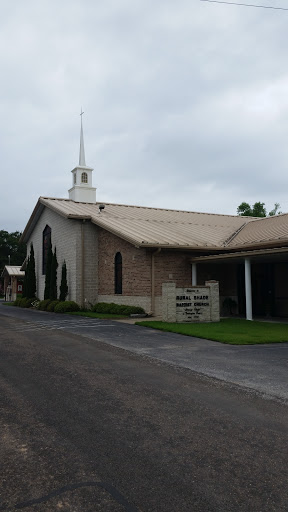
(69, 109, 96, 203)
(79, 108, 86, 166)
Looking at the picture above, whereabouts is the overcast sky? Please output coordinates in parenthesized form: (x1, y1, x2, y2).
(1, 0, 288, 233)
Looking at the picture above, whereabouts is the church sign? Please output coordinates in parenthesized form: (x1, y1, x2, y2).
(162, 281, 220, 323)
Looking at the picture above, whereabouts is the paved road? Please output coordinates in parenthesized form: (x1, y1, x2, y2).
(0, 304, 288, 401)
(0, 312, 288, 511)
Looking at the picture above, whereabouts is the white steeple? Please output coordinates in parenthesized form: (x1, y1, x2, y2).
(68, 110, 96, 204)
(79, 110, 86, 166)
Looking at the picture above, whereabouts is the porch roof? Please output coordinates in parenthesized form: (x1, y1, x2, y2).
(190, 246, 288, 264)
(1, 266, 25, 278)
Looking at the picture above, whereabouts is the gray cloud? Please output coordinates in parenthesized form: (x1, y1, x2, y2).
(1, 0, 288, 233)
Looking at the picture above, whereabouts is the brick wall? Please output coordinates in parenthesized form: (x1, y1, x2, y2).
(197, 263, 238, 314)
(26, 210, 239, 315)
(98, 228, 192, 314)
(98, 228, 152, 296)
(154, 251, 191, 295)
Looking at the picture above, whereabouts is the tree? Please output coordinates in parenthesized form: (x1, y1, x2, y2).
(44, 238, 53, 299)
(0, 230, 26, 273)
(268, 203, 282, 216)
(237, 202, 253, 216)
(237, 201, 281, 218)
(59, 261, 68, 301)
(23, 244, 36, 298)
(22, 256, 29, 298)
(50, 247, 58, 300)
(29, 244, 36, 298)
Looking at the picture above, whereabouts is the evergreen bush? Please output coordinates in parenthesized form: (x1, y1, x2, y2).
(54, 301, 80, 313)
(37, 299, 52, 311)
(22, 256, 29, 298)
(91, 302, 145, 315)
(59, 261, 68, 301)
(24, 297, 37, 308)
(22, 244, 36, 299)
(44, 239, 53, 299)
(50, 247, 58, 300)
(47, 300, 60, 312)
(17, 297, 35, 308)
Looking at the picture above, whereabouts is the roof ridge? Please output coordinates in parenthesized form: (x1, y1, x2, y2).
(40, 197, 254, 219)
(247, 212, 288, 222)
(224, 221, 250, 247)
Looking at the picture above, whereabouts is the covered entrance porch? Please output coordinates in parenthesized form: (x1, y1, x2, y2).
(190, 247, 288, 321)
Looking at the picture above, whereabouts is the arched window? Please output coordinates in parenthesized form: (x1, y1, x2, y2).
(81, 172, 88, 183)
(42, 225, 51, 274)
(115, 252, 122, 294)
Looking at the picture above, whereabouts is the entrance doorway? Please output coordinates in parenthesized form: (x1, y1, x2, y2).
(237, 263, 275, 317)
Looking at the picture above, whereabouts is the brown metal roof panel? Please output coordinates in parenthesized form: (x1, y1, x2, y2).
(228, 214, 288, 247)
(35, 198, 252, 248)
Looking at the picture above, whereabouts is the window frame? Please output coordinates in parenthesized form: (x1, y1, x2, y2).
(114, 252, 122, 294)
(42, 225, 51, 275)
(81, 172, 88, 184)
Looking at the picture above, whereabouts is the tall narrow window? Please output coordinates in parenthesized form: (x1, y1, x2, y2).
(42, 225, 51, 274)
(115, 252, 122, 294)
(81, 172, 88, 183)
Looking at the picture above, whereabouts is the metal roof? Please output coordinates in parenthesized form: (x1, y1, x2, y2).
(20, 197, 288, 251)
(227, 213, 288, 248)
(1, 266, 25, 278)
(28, 197, 254, 249)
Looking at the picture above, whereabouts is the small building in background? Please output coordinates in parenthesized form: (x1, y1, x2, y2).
(1, 266, 25, 302)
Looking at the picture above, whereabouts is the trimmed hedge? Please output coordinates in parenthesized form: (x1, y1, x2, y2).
(92, 302, 145, 315)
(54, 301, 80, 313)
(47, 300, 60, 312)
(37, 299, 52, 311)
(14, 297, 38, 308)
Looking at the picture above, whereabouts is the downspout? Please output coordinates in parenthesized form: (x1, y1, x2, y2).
(81, 220, 85, 309)
(151, 248, 161, 316)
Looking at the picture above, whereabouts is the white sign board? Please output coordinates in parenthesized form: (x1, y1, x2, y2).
(162, 281, 220, 323)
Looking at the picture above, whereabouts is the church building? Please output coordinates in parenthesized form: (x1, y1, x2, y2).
(21, 120, 288, 320)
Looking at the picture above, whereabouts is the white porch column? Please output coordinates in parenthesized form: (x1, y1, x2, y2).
(245, 258, 253, 321)
(192, 263, 197, 286)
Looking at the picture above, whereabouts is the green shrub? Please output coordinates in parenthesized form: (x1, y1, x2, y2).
(26, 297, 37, 308)
(92, 302, 145, 315)
(18, 297, 36, 308)
(54, 301, 80, 313)
(47, 300, 60, 312)
(13, 298, 22, 307)
(37, 299, 52, 311)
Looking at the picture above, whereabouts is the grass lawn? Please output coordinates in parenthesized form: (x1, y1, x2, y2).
(68, 311, 128, 319)
(135, 318, 288, 345)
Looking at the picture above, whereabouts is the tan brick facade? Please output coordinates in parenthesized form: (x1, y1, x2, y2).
(98, 228, 193, 314)
(27, 208, 98, 305)
(98, 228, 152, 296)
(26, 208, 235, 316)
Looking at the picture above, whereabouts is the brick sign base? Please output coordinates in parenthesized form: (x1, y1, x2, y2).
(162, 281, 220, 323)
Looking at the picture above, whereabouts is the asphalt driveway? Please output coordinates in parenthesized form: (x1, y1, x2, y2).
(0, 303, 287, 402)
